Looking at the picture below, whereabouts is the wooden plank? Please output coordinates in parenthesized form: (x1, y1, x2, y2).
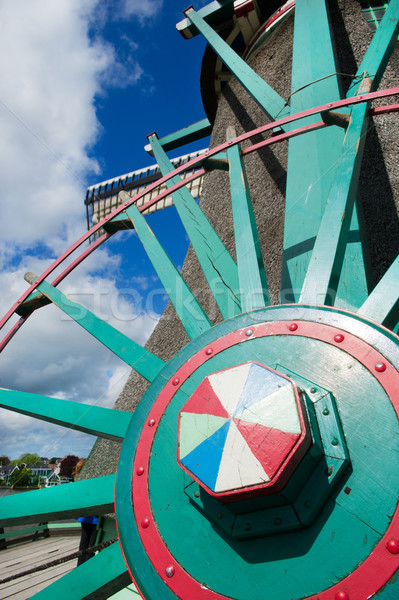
(24, 273, 165, 383)
(184, 7, 287, 121)
(0, 388, 131, 441)
(125, 204, 212, 340)
(144, 119, 211, 154)
(358, 255, 399, 328)
(0, 475, 114, 527)
(226, 131, 270, 311)
(148, 134, 240, 319)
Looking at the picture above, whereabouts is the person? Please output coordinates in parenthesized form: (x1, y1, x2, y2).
(73, 459, 99, 566)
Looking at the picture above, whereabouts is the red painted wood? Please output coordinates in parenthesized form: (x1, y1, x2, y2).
(179, 378, 230, 418)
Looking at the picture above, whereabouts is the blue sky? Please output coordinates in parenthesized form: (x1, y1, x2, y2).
(0, 0, 209, 460)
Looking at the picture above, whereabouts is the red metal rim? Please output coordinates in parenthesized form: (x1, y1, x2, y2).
(131, 319, 399, 600)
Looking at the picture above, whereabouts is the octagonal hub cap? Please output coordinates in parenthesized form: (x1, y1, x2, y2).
(177, 362, 310, 500)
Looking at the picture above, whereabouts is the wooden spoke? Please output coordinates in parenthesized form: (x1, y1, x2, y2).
(184, 7, 287, 121)
(0, 475, 115, 527)
(31, 541, 129, 600)
(125, 204, 212, 339)
(148, 134, 240, 320)
(358, 256, 399, 328)
(226, 128, 270, 311)
(24, 273, 165, 382)
(0, 389, 131, 441)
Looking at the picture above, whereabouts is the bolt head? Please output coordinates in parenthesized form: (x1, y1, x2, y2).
(331, 438, 339, 446)
(335, 592, 349, 600)
(288, 323, 298, 331)
(172, 377, 180, 386)
(165, 565, 175, 577)
(141, 518, 150, 529)
(245, 328, 253, 336)
(386, 539, 399, 554)
(148, 418, 156, 427)
(205, 348, 213, 355)
(323, 408, 330, 416)
(310, 387, 317, 394)
(334, 334, 344, 343)
(375, 362, 386, 373)
(136, 467, 145, 476)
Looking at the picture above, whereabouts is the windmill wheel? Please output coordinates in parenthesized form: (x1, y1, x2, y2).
(1, 1, 399, 599)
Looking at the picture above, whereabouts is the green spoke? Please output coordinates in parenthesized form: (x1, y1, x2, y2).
(358, 256, 399, 328)
(24, 274, 165, 382)
(125, 204, 212, 340)
(145, 119, 212, 153)
(0, 475, 114, 527)
(0, 388, 131, 441)
(226, 130, 270, 310)
(149, 133, 240, 319)
(281, 0, 355, 305)
(184, 7, 287, 121)
(31, 542, 130, 600)
(300, 0, 399, 306)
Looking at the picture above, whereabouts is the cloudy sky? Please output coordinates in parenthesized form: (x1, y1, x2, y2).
(0, 0, 207, 460)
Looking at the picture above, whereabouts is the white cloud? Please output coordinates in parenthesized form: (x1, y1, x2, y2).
(123, 0, 164, 23)
(0, 0, 162, 459)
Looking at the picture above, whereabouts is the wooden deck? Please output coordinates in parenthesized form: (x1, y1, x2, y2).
(0, 535, 80, 599)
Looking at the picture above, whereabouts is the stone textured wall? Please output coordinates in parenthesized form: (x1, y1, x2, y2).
(82, 0, 399, 482)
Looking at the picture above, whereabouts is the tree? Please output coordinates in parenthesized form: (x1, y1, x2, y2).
(0, 456, 10, 466)
(20, 453, 42, 465)
(10, 467, 32, 487)
(59, 455, 79, 478)
(49, 457, 58, 464)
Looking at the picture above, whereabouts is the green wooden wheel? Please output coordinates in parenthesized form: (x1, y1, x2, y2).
(1, 1, 399, 599)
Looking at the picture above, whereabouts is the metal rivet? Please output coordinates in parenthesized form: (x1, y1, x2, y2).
(165, 565, 175, 578)
(334, 334, 344, 343)
(274, 517, 282, 526)
(310, 387, 317, 394)
(148, 419, 156, 427)
(331, 438, 339, 446)
(172, 377, 180, 386)
(386, 539, 399, 554)
(375, 362, 386, 372)
(323, 408, 330, 416)
(288, 323, 298, 331)
(327, 103, 333, 107)
(326, 466, 333, 477)
(335, 592, 349, 600)
(205, 348, 213, 355)
(194, 491, 200, 498)
(136, 467, 144, 476)
(245, 328, 253, 337)
(141, 518, 150, 529)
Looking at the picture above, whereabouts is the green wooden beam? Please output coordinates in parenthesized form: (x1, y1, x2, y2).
(124, 204, 212, 340)
(281, 0, 358, 305)
(0, 475, 115, 527)
(184, 7, 287, 121)
(358, 255, 399, 329)
(227, 130, 270, 311)
(0, 388, 131, 441)
(31, 542, 131, 600)
(24, 274, 165, 382)
(148, 134, 240, 319)
(145, 119, 211, 154)
(300, 0, 399, 305)
(299, 87, 372, 306)
(177, 1, 235, 39)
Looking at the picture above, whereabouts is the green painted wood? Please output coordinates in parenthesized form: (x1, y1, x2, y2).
(125, 204, 212, 340)
(299, 95, 371, 305)
(358, 255, 399, 328)
(0, 475, 115, 527)
(281, 0, 363, 306)
(177, 1, 235, 39)
(0, 388, 131, 441)
(31, 542, 130, 600)
(300, 1, 399, 305)
(25, 275, 164, 382)
(226, 137, 270, 310)
(149, 134, 240, 319)
(145, 119, 211, 154)
(185, 7, 287, 121)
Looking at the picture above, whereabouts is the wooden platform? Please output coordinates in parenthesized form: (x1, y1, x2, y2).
(0, 535, 80, 599)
